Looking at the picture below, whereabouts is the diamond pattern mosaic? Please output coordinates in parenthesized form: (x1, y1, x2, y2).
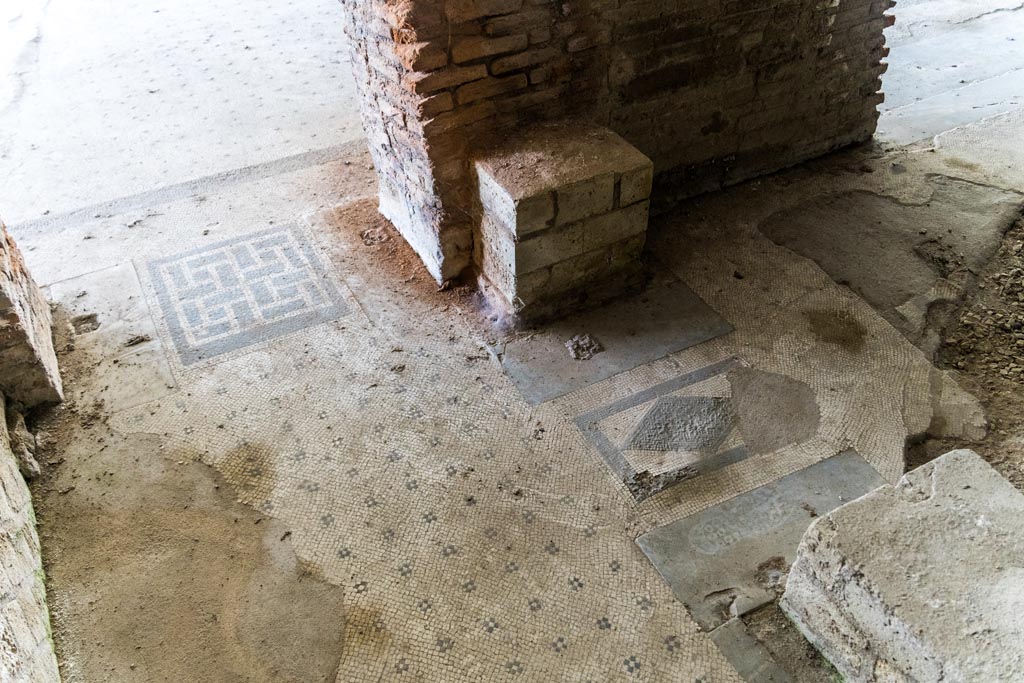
(148, 225, 349, 365)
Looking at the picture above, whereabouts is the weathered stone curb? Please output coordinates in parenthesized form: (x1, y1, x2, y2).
(781, 449, 1024, 683)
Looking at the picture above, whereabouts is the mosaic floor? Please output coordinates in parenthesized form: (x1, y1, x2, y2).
(6, 0, 1018, 679)
(116, 230, 740, 682)
(147, 225, 349, 365)
(38, 179, 980, 681)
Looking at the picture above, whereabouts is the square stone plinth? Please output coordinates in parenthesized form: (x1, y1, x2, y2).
(474, 122, 653, 317)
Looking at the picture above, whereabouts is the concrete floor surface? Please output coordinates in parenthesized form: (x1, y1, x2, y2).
(878, 0, 1024, 144)
(0, 0, 362, 225)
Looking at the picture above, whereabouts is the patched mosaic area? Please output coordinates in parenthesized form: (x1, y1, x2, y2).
(148, 226, 349, 365)
(574, 359, 754, 501)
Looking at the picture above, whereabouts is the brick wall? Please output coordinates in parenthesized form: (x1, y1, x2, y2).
(1, 219, 62, 407)
(0, 398, 61, 682)
(339, 0, 891, 283)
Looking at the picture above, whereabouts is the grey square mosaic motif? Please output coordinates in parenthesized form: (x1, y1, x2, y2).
(577, 359, 753, 502)
(148, 225, 349, 365)
(628, 396, 735, 452)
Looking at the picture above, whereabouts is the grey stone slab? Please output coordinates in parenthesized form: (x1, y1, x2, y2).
(628, 396, 734, 452)
(637, 451, 886, 631)
(46, 262, 161, 364)
(710, 618, 794, 683)
(781, 450, 1024, 683)
(498, 279, 732, 405)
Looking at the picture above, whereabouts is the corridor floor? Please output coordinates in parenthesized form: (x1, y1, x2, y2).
(1, 1, 1022, 682)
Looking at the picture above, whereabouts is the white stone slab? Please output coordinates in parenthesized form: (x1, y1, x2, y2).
(781, 450, 1024, 683)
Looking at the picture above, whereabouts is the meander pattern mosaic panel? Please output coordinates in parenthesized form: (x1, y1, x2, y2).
(148, 225, 349, 365)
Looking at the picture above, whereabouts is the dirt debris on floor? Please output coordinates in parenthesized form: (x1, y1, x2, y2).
(25, 309, 349, 683)
(917, 219, 1024, 489)
(742, 604, 842, 683)
(32, 425, 348, 683)
(758, 174, 1023, 357)
(565, 333, 603, 360)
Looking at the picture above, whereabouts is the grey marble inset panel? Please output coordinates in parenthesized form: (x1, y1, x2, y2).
(499, 279, 733, 405)
(148, 225, 349, 365)
(637, 451, 886, 630)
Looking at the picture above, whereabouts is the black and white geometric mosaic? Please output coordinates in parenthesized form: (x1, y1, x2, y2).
(148, 225, 349, 365)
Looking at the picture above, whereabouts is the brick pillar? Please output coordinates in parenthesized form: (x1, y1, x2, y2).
(337, 0, 890, 288)
(339, 0, 474, 284)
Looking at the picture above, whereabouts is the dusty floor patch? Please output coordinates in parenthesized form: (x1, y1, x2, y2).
(742, 604, 839, 683)
(728, 368, 820, 455)
(758, 176, 1023, 355)
(33, 429, 346, 683)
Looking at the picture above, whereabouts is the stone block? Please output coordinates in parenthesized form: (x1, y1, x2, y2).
(478, 172, 555, 238)
(517, 223, 583, 274)
(475, 122, 653, 220)
(474, 122, 653, 318)
(582, 202, 649, 253)
(620, 163, 654, 207)
(780, 450, 1024, 683)
(547, 234, 645, 295)
(0, 219, 62, 407)
(555, 173, 615, 226)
